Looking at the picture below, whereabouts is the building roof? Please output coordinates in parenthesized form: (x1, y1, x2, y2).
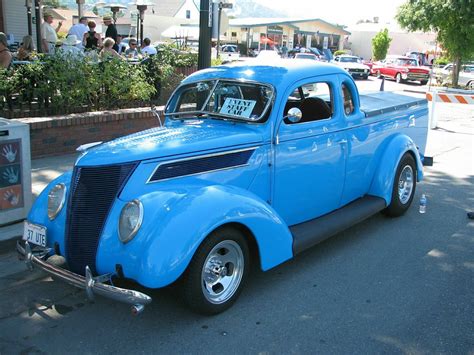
(229, 17, 350, 35)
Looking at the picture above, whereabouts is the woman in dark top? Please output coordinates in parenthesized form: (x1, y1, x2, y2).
(83, 20, 102, 50)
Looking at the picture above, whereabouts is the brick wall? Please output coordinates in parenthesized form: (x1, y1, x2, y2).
(14, 106, 165, 159)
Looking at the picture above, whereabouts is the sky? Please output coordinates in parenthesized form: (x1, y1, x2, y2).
(254, 0, 408, 26)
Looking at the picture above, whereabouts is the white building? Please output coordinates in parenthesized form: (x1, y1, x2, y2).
(347, 22, 437, 60)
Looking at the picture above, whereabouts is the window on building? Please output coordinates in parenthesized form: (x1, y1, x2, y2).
(186, 10, 191, 19)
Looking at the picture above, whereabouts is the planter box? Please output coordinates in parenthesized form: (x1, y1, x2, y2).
(13, 106, 165, 159)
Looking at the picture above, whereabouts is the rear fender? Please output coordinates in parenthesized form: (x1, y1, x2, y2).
(368, 134, 423, 205)
(98, 184, 293, 288)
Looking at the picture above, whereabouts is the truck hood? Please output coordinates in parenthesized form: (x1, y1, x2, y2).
(76, 120, 264, 166)
(338, 62, 369, 70)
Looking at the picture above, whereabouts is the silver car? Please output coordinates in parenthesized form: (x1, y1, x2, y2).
(435, 64, 474, 89)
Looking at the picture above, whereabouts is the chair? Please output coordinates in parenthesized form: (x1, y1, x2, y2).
(299, 96, 331, 122)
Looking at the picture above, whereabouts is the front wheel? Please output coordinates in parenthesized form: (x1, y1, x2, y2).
(383, 153, 417, 217)
(396, 73, 404, 84)
(180, 227, 249, 315)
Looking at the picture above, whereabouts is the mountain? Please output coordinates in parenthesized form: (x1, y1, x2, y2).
(227, 0, 286, 18)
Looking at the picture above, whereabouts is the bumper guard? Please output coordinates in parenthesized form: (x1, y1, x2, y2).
(17, 241, 152, 314)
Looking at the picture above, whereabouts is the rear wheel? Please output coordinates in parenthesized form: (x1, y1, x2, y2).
(420, 80, 428, 85)
(383, 153, 417, 217)
(180, 227, 249, 315)
(467, 81, 474, 90)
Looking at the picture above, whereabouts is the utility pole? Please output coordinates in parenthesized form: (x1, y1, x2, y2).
(25, 0, 33, 36)
(198, 0, 211, 70)
(34, 0, 42, 53)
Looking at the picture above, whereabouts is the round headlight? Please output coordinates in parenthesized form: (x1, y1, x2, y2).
(48, 183, 66, 220)
(118, 200, 143, 243)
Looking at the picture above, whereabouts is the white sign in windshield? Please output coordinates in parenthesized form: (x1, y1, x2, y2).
(220, 98, 257, 118)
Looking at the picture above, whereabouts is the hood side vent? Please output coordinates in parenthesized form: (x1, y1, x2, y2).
(149, 148, 256, 182)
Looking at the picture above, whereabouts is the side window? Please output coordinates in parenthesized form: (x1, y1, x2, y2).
(342, 83, 354, 116)
(284, 82, 333, 124)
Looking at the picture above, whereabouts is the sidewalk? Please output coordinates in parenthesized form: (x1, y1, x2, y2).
(0, 153, 78, 245)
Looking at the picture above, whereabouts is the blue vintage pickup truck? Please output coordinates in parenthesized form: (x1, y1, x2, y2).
(18, 60, 428, 315)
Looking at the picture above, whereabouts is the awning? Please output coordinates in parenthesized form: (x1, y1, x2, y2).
(161, 25, 200, 40)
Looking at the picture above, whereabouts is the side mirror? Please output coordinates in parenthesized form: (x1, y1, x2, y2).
(286, 107, 302, 123)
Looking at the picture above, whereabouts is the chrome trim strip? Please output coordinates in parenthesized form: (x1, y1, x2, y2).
(17, 241, 152, 307)
(146, 146, 258, 184)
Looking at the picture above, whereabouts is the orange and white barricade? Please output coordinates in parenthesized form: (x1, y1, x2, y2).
(426, 89, 474, 129)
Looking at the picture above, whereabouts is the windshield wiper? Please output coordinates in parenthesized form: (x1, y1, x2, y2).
(165, 111, 209, 120)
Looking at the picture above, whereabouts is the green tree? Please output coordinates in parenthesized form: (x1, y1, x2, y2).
(42, 0, 65, 8)
(372, 28, 392, 61)
(396, 0, 474, 87)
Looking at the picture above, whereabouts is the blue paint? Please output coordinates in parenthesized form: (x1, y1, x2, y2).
(27, 60, 428, 289)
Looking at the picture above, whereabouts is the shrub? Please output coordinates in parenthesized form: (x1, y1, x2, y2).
(334, 50, 347, 56)
(372, 28, 392, 61)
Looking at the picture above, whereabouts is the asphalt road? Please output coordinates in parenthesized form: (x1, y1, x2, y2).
(0, 77, 473, 354)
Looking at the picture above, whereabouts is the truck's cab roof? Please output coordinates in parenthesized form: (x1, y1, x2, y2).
(182, 60, 348, 88)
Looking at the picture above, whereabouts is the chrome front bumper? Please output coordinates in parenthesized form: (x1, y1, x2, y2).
(17, 241, 152, 314)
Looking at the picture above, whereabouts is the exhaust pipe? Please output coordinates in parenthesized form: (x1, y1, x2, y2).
(131, 304, 145, 316)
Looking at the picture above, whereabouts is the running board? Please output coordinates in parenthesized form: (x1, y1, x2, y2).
(291, 196, 386, 255)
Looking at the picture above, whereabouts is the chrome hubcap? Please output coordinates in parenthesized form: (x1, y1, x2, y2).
(201, 240, 244, 304)
(398, 165, 414, 204)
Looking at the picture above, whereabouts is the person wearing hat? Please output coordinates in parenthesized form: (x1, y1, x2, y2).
(58, 35, 84, 59)
(0, 32, 12, 69)
(103, 16, 119, 52)
(41, 13, 62, 54)
(68, 16, 88, 47)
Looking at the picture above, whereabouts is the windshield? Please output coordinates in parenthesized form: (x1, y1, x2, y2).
(340, 57, 360, 63)
(165, 79, 274, 122)
(396, 58, 418, 66)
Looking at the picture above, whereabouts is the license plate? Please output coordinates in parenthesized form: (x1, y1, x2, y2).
(23, 221, 47, 247)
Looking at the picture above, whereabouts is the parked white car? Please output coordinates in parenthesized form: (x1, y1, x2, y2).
(434, 63, 474, 89)
(332, 55, 370, 80)
(219, 45, 240, 62)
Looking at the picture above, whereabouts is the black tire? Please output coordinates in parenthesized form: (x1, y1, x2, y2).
(420, 80, 428, 85)
(396, 73, 404, 84)
(363, 75, 369, 80)
(180, 227, 249, 315)
(383, 153, 417, 217)
(467, 81, 474, 90)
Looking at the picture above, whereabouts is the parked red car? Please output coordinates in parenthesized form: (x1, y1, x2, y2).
(372, 55, 430, 85)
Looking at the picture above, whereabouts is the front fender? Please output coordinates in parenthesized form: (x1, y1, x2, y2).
(96, 184, 293, 289)
(27, 171, 73, 255)
(368, 134, 423, 205)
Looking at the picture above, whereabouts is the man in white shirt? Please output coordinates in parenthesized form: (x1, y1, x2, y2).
(141, 37, 157, 56)
(67, 17, 88, 47)
(41, 13, 62, 54)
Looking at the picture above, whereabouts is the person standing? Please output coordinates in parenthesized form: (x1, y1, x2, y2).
(41, 13, 62, 54)
(83, 20, 102, 51)
(0, 32, 12, 69)
(103, 16, 119, 52)
(68, 16, 88, 47)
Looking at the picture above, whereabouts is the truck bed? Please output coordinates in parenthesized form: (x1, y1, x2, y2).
(360, 92, 427, 118)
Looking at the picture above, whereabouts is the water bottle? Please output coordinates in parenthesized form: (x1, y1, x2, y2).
(419, 194, 427, 214)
